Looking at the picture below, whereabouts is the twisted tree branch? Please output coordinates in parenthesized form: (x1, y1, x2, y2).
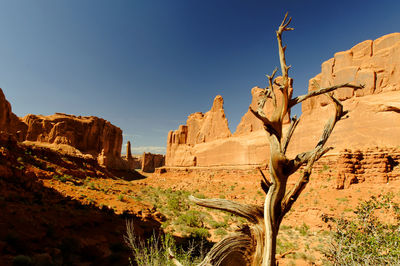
(288, 83, 364, 109)
(266, 68, 278, 108)
(189, 196, 264, 224)
(281, 94, 345, 217)
(282, 115, 299, 154)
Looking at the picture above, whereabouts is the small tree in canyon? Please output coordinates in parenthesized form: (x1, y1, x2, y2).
(170, 14, 363, 266)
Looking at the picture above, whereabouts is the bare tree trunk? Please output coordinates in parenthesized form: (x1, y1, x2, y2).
(264, 184, 277, 266)
(169, 13, 363, 266)
(263, 146, 288, 265)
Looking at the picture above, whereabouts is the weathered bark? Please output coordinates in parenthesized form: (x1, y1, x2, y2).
(171, 13, 363, 266)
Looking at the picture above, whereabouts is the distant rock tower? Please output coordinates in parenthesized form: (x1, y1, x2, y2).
(126, 141, 132, 159)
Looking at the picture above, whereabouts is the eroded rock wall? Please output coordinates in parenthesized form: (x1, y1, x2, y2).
(166, 33, 400, 170)
(303, 33, 400, 113)
(335, 148, 400, 189)
(287, 33, 400, 156)
(22, 113, 123, 169)
(142, 152, 165, 173)
(166, 95, 232, 166)
(0, 88, 128, 169)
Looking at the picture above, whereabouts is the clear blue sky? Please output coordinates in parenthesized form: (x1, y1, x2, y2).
(1, 0, 399, 154)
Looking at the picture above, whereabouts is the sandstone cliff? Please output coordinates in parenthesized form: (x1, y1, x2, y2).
(166, 95, 232, 166)
(287, 33, 400, 156)
(0, 88, 127, 169)
(22, 113, 124, 169)
(166, 33, 400, 170)
(142, 152, 165, 173)
(166, 79, 295, 167)
(303, 33, 400, 112)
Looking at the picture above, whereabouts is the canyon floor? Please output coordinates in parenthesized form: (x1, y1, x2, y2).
(1, 137, 399, 265)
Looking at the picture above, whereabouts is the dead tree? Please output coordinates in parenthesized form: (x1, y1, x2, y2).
(171, 13, 363, 266)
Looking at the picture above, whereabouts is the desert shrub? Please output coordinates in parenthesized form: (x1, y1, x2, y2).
(87, 182, 97, 190)
(296, 222, 310, 236)
(177, 210, 205, 227)
(208, 219, 228, 229)
(324, 193, 400, 265)
(53, 174, 72, 183)
(165, 190, 190, 213)
(188, 227, 210, 239)
(214, 228, 228, 236)
(124, 221, 207, 265)
(276, 236, 298, 254)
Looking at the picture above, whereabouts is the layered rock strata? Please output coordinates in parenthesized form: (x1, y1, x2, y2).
(335, 148, 400, 189)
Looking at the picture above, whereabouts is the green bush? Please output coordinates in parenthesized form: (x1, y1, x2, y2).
(176, 210, 204, 227)
(324, 193, 400, 265)
(296, 222, 310, 236)
(209, 219, 228, 229)
(54, 174, 73, 183)
(215, 228, 228, 236)
(189, 227, 210, 239)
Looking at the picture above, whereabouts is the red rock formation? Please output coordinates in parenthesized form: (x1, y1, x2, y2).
(166, 33, 400, 169)
(186, 95, 231, 144)
(22, 113, 123, 169)
(303, 33, 400, 113)
(166, 83, 294, 167)
(0, 88, 127, 169)
(122, 141, 141, 169)
(126, 141, 132, 159)
(287, 33, 400, 156)
(312, 147, 400, 189)
(142, 152, 165, 173)
(0, 88, 27, 140)
(166, 125, 195, 166)
(166, 95, 232, 166)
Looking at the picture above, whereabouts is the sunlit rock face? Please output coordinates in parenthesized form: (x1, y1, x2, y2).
(166, 95, 232, 167)
(22, 113, 123, 168)
(288, 33, 400, 157)
(166, 33, 400, 167)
